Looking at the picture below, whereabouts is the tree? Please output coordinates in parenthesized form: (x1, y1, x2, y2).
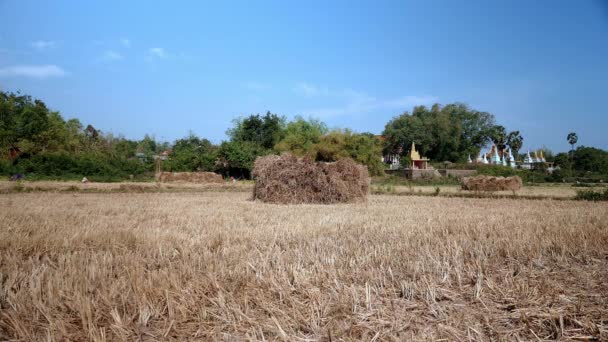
(489, 125, 507, 151)
(274, 116, 328, 156)
(567, 132, 578, 174)
(312, 130, 384, 176)
(382, 103, 498, 163)
(227, 111, 286, 149)
(215, 140, 269, 178)
(567, 132, 578, 153)
(571, 146, 608, 175)
(167, 133, 217, 172)
(506, 131, 524, 155)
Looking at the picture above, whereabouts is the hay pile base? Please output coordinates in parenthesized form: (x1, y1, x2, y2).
(156, 172, 223, 184)
(252, 154, 369, 204)
(461, 175, 523, 192)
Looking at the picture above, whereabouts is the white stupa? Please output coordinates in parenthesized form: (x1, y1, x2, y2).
(492, 147, 501, 164)
(508, 149, 516, 168)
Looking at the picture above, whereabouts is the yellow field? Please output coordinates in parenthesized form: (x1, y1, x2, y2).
(2, 180, 600, 200)
(1, 191, 607, 340)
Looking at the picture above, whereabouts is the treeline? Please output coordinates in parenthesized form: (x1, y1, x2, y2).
(1, 90, 607, 181)
(0, 91, 383, 180)
(382, 103, 523, 162)
(166, 113, 385, 178)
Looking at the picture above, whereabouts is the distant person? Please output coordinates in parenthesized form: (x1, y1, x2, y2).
(10, 173, 23, 181)
(81, 177, 89, 183)
(230, 176, 236, 183)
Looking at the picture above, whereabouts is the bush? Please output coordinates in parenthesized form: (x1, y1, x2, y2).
(475, 165, 517, 177)
(5, 152, 147, 181)
(461, 175, 523, 192)
(574, 188, 608, 201)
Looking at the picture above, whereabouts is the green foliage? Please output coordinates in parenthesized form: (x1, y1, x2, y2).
(3, 90, 606, 184)
(506, 131, 523, 155)
(215, 141, 271, 178)
(312, 130, 384, 176)
(228, 111, 286, 149)
(574, 188, 608, 201)
(274, 116, 328, 155)
(165, 133, 216, 172)
(8, 152, 145, 181)
(567, 132, 578, 149)
(475, 165, 517, 177)
(382, 103, 498, 163)
(571, 146, 608, 174)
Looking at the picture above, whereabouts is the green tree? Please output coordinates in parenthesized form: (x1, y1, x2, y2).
(572, 146, 608, 175)
(228, 111, 286, 149)
(567, 132, 578, 152)
(382, 103, 497, 162)
(506, 131, 523, 155)
(166, 133, 217, 171)
(274, 116, 328, 156)
(312, 130, 384, 176)
(489, 125, 507, 151)
(215, 140, 270, 178)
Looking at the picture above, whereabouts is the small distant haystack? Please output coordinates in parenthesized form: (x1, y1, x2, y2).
(156, 172, 224, 184)
(252, 154, 369, 204)
(461, 175, 523, 192)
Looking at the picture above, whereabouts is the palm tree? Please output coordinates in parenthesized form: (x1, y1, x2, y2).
(506, 131, 523, 156)
(567, 132, 578, 153)
(567, 132, 578, 176)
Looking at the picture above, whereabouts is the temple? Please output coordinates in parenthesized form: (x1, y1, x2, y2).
(409, 142, 430, 169)
(470, 145, 551, 169)
(473, 144, 517, 168)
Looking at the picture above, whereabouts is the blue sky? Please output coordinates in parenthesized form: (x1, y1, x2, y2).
(1, 0, 607, 152)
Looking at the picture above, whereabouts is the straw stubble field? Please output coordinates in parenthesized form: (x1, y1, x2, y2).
(1, 191, 607, 340)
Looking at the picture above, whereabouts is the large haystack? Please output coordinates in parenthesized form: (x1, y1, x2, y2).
(252, 154, 369, 204)
(461, 175, 523, 192)
(156, 172, 224, 184)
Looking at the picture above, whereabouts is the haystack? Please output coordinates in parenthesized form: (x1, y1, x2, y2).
(156, 172, 223, 184)
(461, 175, 522, 192)
(252, 154, 369, 204)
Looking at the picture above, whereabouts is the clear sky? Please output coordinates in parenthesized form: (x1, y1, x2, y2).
(1, 0, 606, 152)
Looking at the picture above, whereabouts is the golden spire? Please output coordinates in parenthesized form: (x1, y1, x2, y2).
(409, 141, 421, 160)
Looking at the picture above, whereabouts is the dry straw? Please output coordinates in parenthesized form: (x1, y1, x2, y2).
(461, 175, 523, 192)
(252, 154, 369, 204)
(156, 171, 223, 183)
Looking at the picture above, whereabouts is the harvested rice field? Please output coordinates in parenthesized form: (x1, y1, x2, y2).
(1, 191, 607, 340)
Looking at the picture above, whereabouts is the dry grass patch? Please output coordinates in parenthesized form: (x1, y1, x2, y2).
(156, 171, 224, 184)
(1, 192, 607, 340)
(462, 175, 523, 192)
(0, 180, 253, 193)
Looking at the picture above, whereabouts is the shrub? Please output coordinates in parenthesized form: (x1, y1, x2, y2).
(574, 188, 608, 201)
(461, 175, 523, 192)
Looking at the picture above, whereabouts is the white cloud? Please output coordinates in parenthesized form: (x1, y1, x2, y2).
(102, 50, 123, 61)
(0, 65, 67, 78)
(148, 47, 167, 59)
(294, 82, 330, 97)
(382, 95, 439, 108)
(31, 40, 56, 50)
(295, 84, 437, 118)
(120, 38, 131, 48)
